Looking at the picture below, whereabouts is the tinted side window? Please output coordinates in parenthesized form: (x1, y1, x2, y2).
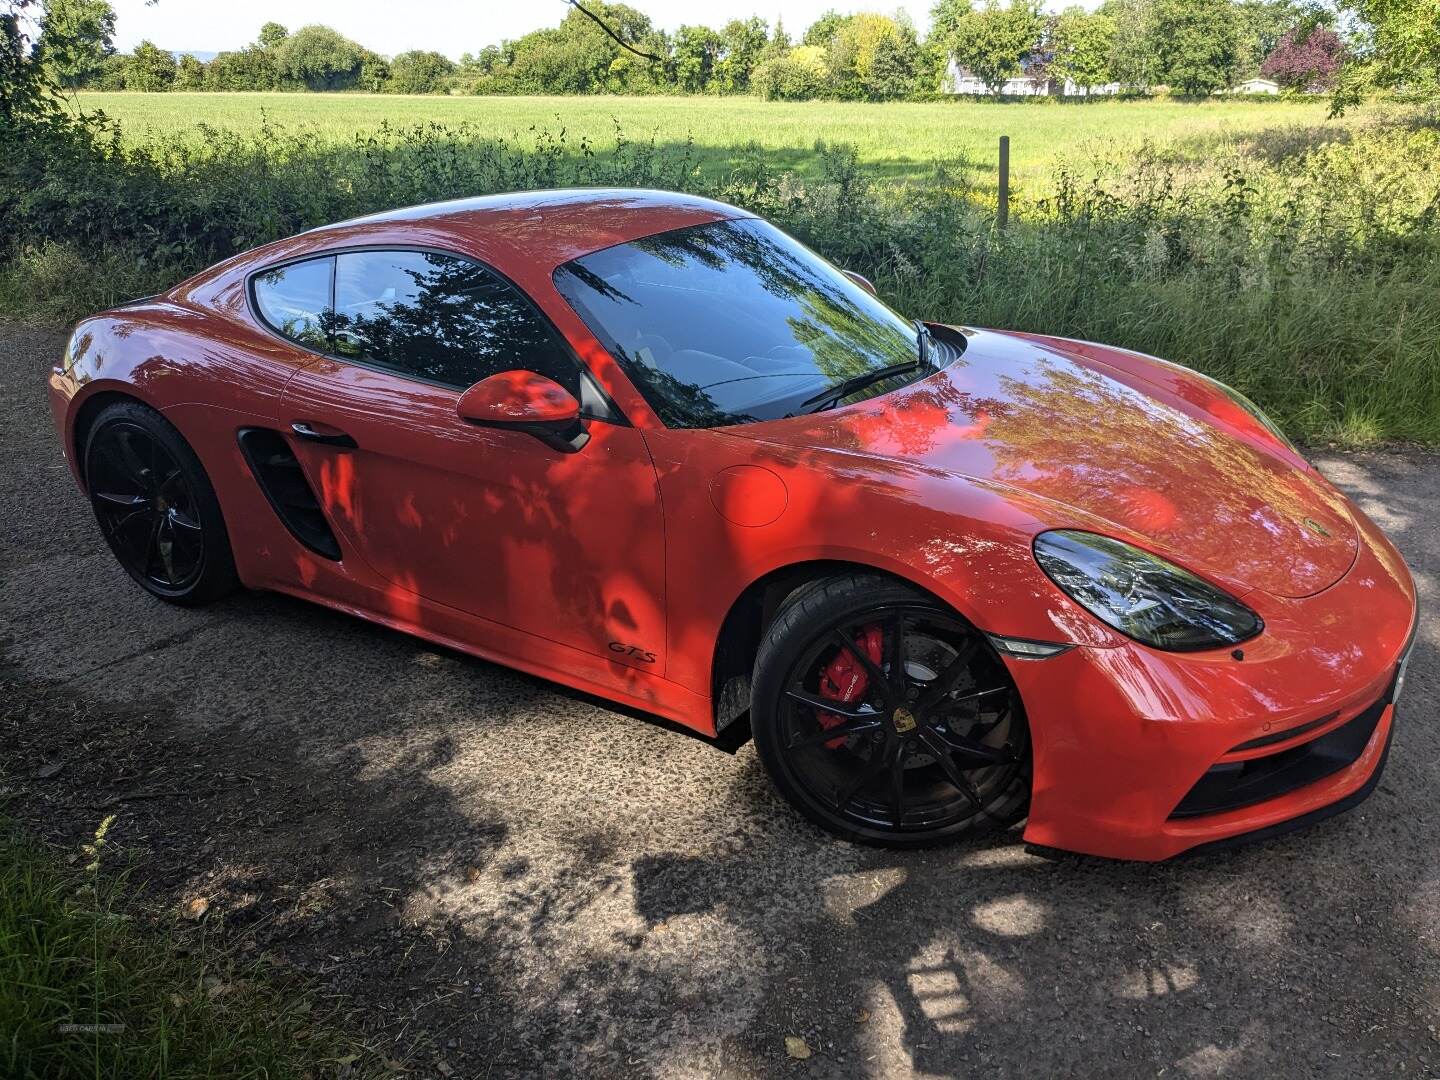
(252, 256, 333, 351)
(332, 250, 579, 393)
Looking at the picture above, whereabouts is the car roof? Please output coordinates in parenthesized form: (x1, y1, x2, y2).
(298, 188, 753, 271)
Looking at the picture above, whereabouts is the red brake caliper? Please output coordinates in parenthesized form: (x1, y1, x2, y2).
(816, 623, 884, 749)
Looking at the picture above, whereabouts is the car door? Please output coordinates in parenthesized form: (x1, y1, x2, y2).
(274, 248, 668, 671)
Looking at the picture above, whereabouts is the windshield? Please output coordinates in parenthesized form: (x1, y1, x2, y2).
(553, 218, 940, 428)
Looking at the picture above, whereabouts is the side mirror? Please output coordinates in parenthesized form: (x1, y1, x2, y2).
(456, 370, 589, 453)
(842, 269, 877, 296)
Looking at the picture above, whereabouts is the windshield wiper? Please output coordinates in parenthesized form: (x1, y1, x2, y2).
(914, 319, 933, 366)
(794, 360, 920, 415)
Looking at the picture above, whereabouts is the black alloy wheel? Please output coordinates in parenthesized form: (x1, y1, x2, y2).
(753, 575, 1030, 847)
(83, 401, 238, 605)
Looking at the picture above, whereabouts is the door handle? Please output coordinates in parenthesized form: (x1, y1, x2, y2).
(291, 422, 358, 449)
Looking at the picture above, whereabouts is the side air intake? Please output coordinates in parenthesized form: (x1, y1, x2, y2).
(236, 428, 342, 560)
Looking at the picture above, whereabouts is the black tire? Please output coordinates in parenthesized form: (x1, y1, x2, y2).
(752, 573, 1030, 848)
(82, 400, 239, 606)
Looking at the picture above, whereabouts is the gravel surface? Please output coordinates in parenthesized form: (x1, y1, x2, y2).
(3, 321, 1438, 1078)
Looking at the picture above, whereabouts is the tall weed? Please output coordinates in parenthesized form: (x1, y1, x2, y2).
(2, 110, 1437, 444)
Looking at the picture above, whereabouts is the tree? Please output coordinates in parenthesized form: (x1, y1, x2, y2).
(1330, 0, 1440, 110)
(37, 0, 114, 87)
(929, 0, 969, 43)
(619, 27, 673, 90)
(502, 29, 598, 93)
(673, 24, 721, 91)
(90, 51, 126, 88)
(358, 48, 388, 91)
(942, 0, 1045, 95)
(1152, 0, 1240, 93)
(173, 52, 204, 89)
(257, 21, 288, 50)
(199, 23, 294, 91)
(387, 49, 454, 93)
(802, 10, 848, 47)
(458, 47, 500, 77)
(125, 39, 176, 91)
(1101, 0, 1158, 87)
(479, 2, 654, 95)
(761, 17, 791, 59)
(825, 12, 921, 99)
(1232, 0, 1300, 78)
(868, 24, 921, 97)
(3, 0, 55, 124)
(1261, 24, 1346, 88)
(715, 17, 767, 92)
(560, 0, 651, 45)
(1049, 7, 1115, 90)
(205, 45, 278, 90)
(752, 43, 828, 99)
(272, 24, 364, 90)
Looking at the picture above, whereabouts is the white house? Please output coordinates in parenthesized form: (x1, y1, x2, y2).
(944, 59, 1122, 97)
(1232, 78, 1280, 94)
(944, 60, 1046, 95)
(1060, 79, 1122, 96)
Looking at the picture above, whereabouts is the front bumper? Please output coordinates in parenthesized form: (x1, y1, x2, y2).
(48, 365, 85, 490)
(1012, 505, 1416, 861)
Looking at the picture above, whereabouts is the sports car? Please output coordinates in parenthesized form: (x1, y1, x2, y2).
(47, 188, 1417, 859)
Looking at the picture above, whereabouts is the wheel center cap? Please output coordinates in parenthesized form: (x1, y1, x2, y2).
(892, 706, 918, 734)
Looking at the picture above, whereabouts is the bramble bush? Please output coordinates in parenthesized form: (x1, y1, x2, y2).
(1, 107, 1438, 445)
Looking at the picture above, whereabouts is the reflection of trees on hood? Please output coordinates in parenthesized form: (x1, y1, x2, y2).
(820, 375, 1010, 457)
(333, 255, 570, 391)
(986, 361, 1348, 546)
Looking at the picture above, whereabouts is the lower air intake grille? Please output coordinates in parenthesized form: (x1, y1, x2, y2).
(1168, 686, 1392, 820)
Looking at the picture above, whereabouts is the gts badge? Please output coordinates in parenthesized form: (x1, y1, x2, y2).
(609, 641, 657, 664)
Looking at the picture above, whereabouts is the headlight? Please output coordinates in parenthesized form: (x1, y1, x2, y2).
(1033, 530, 1262, 651)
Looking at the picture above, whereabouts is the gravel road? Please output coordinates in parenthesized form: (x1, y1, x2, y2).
(2, 322, 1438, 1078)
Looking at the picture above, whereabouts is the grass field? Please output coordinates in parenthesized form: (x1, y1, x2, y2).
(72, 91, 1343, 188)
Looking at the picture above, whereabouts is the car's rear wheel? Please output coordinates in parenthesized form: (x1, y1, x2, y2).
(83, 400, 238, 606)
(752, 574, 1030, 847)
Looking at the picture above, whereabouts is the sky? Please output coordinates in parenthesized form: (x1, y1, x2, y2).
(107, 0, 942, 60)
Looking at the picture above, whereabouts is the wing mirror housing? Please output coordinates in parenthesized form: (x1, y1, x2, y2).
(842, 269, 878, 296)
(456, 370, 590, 453)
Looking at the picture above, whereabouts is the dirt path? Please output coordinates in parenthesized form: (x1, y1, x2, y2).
(3, 321, 1439, 1078)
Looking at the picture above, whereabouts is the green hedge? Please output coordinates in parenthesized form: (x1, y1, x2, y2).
(3, 111, 1438, 444)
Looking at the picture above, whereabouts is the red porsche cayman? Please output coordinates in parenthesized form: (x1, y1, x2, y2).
(48, 189, 1417, 859)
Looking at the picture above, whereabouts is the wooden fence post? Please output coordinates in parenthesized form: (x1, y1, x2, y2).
(997, 135, 1010, 229)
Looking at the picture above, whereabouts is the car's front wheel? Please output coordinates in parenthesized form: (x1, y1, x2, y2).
(83, 400, 238, 606)
(752, 574, 1030, 847)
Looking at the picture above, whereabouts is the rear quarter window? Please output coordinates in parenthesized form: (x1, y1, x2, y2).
(252, 257, 333, 350)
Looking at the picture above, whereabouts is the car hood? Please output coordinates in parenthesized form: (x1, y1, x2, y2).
(726, 328, 1357, 599)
